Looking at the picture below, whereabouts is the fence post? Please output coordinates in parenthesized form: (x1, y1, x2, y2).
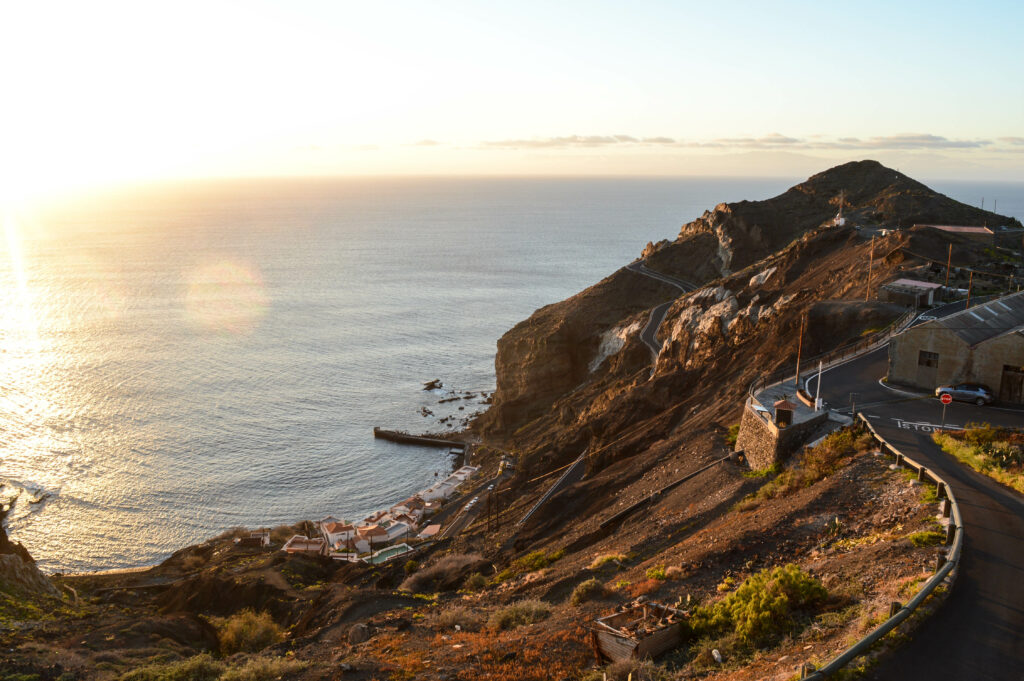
(946, 522, 956, 545)
(918, 466, 927, 481)
(936, 482, 946, 499)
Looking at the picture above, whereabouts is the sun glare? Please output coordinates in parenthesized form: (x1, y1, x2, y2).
(185, 261, 270, 335)
(2, 212, 41, 352)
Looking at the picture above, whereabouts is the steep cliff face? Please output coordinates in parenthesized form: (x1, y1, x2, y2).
(475, 268, 676, 435)
(478, 160, 1017, 449)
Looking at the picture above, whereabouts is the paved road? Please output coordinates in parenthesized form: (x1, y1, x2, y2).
(625, 261, 698, 355)
(811, 309, 1024, 680)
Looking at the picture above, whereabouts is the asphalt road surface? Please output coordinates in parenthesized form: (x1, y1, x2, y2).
(625, 261, 697, 355)
(810, 311, 1024, 680)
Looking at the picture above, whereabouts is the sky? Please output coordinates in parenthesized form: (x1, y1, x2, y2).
(2, 0, 1023, 199)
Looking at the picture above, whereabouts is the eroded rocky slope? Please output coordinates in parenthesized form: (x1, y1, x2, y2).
(476, 160, 1016, 457)
(3, 160, 1020, 681)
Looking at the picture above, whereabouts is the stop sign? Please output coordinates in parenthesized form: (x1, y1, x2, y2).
(940, 393, 953, 404)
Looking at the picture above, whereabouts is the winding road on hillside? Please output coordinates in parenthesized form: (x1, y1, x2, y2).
(625, 261, 698, 354)
(808, 304, 1024, 681)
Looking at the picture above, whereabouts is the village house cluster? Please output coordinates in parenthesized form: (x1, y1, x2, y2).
(280, 465, 479, 564)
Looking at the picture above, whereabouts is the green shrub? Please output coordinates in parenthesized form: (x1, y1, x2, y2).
(570, 578, 606, 605)
(743, 462, 781, 478)
(119, 654, 224, 681)
(404, 559, 419, 575)
(690, 564, 827, 647)
(495, 549, 564, 582)
(934, 429, 1024, 494)
(646, 565, 667, 581)
(725, 424, 740, 446)
(212, 609, 284, 655)
(487, 599, 551, 630)
(463, 572, 488, 591)
(963, 422, 1001, 446)
(742, 427, 861, 505)
(219, 658, 307, 681)
(907, 530, 945, 548)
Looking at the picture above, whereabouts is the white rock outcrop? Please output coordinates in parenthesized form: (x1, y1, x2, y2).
(589, 320, 642, 372)
(748, 266, 777, 288)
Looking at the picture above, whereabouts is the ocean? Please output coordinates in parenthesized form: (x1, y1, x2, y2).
(2, 176, 1021, 572)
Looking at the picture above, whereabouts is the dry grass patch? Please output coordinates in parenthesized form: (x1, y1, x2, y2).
(589, 553, 627, 570)
(401, 553, 483, 593)
(436, 606, 484, 632)
(487, 599, 551, 630)
(220, 657, 307, 681)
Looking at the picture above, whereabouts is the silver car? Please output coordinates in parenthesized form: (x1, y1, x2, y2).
(935, 383, 994, 406)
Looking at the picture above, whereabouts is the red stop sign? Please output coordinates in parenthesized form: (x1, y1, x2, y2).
(940, 393, 953, 404)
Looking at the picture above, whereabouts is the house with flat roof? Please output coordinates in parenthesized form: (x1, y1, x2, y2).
(880, 278, 944, 307)
(282, 535, 325, 556)
(887, 291, 1024, 402)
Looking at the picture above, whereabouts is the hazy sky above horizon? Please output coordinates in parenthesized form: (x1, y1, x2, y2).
(3, 0, 1023, 199)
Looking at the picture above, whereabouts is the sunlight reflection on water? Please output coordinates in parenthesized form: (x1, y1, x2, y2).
(2, 176, 1017, 572)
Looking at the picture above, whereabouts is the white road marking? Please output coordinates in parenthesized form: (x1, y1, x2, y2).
(877, 378, 925, 397)
(892, 418, 962, 432)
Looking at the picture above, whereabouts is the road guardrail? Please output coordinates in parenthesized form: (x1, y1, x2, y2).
(798, 414, 963, 679)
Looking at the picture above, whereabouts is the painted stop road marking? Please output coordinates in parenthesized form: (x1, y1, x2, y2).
(940, 393, 953, 404)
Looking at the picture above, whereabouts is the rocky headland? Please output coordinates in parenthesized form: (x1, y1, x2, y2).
(2, 160, 1020, 681)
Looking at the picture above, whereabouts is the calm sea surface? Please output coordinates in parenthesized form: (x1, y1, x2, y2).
(2, 176, 1021, 572)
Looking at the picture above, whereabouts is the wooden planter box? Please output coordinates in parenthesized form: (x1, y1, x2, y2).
(590, 602, 687, 662)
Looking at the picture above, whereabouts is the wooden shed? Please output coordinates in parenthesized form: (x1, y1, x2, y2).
(590, 601, 688, 662)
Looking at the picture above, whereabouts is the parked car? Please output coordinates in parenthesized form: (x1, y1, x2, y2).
(935, 383, 994, 406)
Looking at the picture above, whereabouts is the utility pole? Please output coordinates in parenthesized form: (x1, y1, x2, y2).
(944, 244, 952, 288)
(795, 315, 805, 388)
(966, 271, 974, 308)
(865, 235, 875, 301)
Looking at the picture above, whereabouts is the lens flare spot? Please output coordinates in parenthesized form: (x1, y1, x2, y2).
(185, 262, 269, 334)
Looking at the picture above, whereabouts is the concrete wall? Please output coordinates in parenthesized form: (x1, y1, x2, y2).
(887, 325, 970, 390)
(735, 401, 829, 470)
(974, 332, 1024, 402)
(889, 325, 1024, 400)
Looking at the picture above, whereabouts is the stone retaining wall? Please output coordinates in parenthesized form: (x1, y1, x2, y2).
(735, 401, 828, 470)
